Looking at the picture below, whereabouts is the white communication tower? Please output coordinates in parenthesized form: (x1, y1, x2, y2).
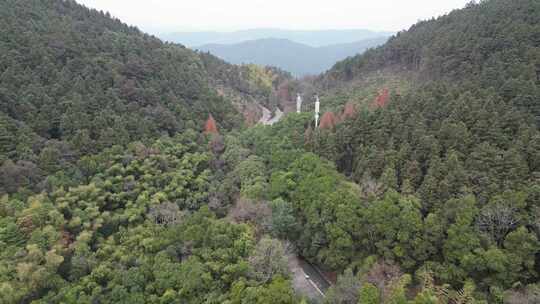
(315, 95, 320, 127)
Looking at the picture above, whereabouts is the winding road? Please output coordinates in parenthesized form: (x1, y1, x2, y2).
(259, 106, 283, 125)
(289, 256, 333, 302)
(257, 106, 332, 300)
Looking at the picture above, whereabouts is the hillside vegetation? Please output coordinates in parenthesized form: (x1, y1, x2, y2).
(0, 0, 242, 156)
(319, 0, 540, 122)
(298, 0, 540, 301)
(0, 0, 296, 192)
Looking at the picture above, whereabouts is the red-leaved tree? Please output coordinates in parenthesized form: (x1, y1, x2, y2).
(204, 114, 218, 134)
(320, 112, 338, 129)
(373, 88, 390, 108)
(342, 102, 358, 120)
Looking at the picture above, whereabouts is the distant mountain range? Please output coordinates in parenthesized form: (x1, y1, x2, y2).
(160, 28, 393, 47)
(194, 37, 390, 76)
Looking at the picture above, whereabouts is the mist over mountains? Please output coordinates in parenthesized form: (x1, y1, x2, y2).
(195, 37, 390, 76)
(160, 28, 393, 47)
(160, 28, 392, 76)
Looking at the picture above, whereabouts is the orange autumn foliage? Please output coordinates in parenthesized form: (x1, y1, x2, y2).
(373, 88, 390, 108)
(320, 112, 338, 129)
(342, 102, 358, 120)
(204, 114, 218, 134)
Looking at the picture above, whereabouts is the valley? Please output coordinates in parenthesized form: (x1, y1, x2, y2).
(0, 0, 539, 303)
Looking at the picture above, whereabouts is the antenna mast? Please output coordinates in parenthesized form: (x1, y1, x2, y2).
(315, 95, 320, 128)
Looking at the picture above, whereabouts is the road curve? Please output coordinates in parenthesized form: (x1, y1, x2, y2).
(259, 106, 283, 125)
(289, 255, 333, 302)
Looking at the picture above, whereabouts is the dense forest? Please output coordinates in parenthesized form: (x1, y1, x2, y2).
(319, 0, 540, 124)
(0, 0, 240, 164)
(0, 0, 294, 193)
(1, 0, 540, 303)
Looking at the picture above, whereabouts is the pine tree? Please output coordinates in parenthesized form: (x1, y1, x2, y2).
(0, 116, 15, 161)
(380, 165, 398, 192)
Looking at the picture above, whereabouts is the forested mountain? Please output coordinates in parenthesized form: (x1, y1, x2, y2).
(197, 37, 389, 76)
(0, 0, 241, 159)
(294, 0, 540, 301)
(319, 0, 540, 121)
(1, 0, 540, 303)
(0, 1, 300, 303)
(0, 0, 296, 192)
(161, 28, 392, 48)
(199, 52, 295, 121)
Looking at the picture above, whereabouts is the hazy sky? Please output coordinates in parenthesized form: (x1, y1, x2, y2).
(76, 0, 471, 33)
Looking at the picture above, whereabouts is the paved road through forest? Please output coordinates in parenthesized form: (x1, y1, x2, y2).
(289, 255, 332, 302)
(259, 106, 283, 125)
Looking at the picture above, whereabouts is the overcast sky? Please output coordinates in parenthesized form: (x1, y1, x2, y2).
(76, 0, 471, 34)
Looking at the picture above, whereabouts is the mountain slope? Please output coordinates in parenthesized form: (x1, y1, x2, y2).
(314, 0, 540, 188)
(320, 0, 540, 119)
(198, 37, 388, 76)
(161, 28, 392, 47)
(324, 0, 540, 80)
(0, 2, 302, 303)
(297, 1, 540, 299)
(0, 0, 303, 196)
(0, 0, 245, 163)
(199, 52, 295, 124)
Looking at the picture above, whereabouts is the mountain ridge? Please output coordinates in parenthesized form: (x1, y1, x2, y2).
(161, 28, 393, 47)
(197, 37, 389, 76)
